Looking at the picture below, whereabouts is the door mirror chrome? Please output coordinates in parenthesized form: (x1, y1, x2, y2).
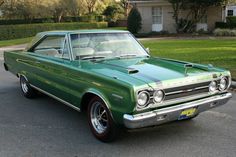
(146, 47, 150, 54)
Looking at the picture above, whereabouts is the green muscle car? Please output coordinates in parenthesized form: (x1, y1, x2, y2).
(3, 30, 232, 142)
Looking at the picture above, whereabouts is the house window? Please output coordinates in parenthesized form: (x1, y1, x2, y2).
(152, 7, 162, 24)
(227, 10, 233, 16)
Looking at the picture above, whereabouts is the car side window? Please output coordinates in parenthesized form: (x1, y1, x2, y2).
(33, 35, 70, 60)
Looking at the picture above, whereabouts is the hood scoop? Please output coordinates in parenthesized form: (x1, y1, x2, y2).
(98, 61, 139, 74)
(127, 68, 139, 74)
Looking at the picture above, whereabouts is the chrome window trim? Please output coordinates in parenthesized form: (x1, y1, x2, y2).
(64, 34, 72, 61)
(67, 33, 75, 61)
(68, 32, 150, 63)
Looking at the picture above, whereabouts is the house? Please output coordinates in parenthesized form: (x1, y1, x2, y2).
(128, 0, 224, 33)
(225, 5, 236, 17)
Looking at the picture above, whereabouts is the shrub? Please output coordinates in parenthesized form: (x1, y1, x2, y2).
(215, 17, 236, 29)
(0, 22, 108, 40)
(127, 7, 142, 34)
(213, 28, 236, 36)
(226, 16, 236, 28)
(215, 22, 228, 29)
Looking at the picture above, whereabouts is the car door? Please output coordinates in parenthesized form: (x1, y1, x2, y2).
(27, 35, 78, 104)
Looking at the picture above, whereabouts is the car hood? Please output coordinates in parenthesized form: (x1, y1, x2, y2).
(82, 57, 222, 88)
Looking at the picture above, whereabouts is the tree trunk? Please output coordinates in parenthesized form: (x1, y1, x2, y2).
(0, 0, 4, 7)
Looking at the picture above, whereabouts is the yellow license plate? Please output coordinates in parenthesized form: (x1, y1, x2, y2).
(178, 108, 197, 120)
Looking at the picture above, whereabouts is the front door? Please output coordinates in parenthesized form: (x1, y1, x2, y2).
(152, 7, 163, 32)
(28, 35, 74, 102)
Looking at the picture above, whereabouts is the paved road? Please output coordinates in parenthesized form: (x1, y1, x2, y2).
(0, 57, 236, 157)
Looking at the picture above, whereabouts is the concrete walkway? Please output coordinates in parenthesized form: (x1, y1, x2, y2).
(139, 36, 236, 41)
(0, 44, 26, 60)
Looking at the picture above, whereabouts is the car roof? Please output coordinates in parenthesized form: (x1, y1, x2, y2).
(37, 29, 129, 36)
(26, 29, 129, 51)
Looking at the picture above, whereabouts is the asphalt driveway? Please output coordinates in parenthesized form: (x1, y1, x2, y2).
(0, 50, 236, 157)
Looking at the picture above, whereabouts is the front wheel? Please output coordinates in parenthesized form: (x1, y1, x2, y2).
(87, 97, 120, 142)
(20, 76, 37, 98)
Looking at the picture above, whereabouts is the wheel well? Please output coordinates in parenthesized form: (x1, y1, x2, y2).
(19, 74, 27, 80)
(3, 63, 8, 71)
(80, 93, 98, 112)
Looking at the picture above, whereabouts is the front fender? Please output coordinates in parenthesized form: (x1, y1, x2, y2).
(81, 87, 135, 125)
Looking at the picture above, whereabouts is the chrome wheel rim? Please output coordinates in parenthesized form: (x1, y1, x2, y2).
(21, 79, 28, 93)
(90, 101, 108, 134)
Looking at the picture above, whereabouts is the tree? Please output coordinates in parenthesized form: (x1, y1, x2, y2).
(119, 0, 130, 17)
(127, 7, 142, 34)
(188, 0, 225, 26)
(226, 0, 236, 4)
(169, 0, 226, 32)
(83, 0, 98, 14)
(168, 0, 184, 32)
(82, 0, 112, 15)
(103, 5, 119, 21)
(0, 0, 4, 6)
(1, 0, 111, 20)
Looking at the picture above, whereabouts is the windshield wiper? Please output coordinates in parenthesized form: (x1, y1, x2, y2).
(116, 54, 137, 59)
(81, 56, 106, 60)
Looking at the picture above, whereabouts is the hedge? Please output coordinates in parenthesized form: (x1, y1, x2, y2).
(0, 22, 108, 40)
(214, 28, 236, 36)
(215, 17, 236, 29)
(0, 16, 105, 25)
(215, 22, 229, 29)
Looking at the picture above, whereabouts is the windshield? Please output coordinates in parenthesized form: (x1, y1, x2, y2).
(70, 33, 148, 60)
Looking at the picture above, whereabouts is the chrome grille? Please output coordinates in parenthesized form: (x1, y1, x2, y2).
(164, 81, 211, 101)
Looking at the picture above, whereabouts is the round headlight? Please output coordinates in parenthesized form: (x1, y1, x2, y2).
(137, 91, 149, 107)
(209, 81, 217, 92)
(219, 77, 228, 91)
(153, 90, 165, 103)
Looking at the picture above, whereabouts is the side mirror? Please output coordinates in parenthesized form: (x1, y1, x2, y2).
(146, 47, 150, 54)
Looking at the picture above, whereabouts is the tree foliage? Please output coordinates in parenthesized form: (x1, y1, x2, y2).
(168, 0, 226, 32)
(0, 0, 4, 6)
(127, 7, 142, 34)
(0, 0, 113, 20)
(103, 3, 126, 21)
(119, 0, 131, 17)
(103, 5, 119, 21)
(227, 0, 236, 5)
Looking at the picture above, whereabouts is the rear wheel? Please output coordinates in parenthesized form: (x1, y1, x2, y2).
(20, 76, 37, 98)
(87, 96, 120, 142)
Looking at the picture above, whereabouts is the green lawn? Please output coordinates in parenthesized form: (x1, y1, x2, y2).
(0, 37, 32, 47)
(141, 39, 236, 79)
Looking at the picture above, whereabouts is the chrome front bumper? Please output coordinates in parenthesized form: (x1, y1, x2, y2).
(123, 93, 232, 129)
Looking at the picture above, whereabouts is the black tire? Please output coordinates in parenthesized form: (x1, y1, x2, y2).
(20, 76, 37, 98)
(87, 96, 120, 142)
